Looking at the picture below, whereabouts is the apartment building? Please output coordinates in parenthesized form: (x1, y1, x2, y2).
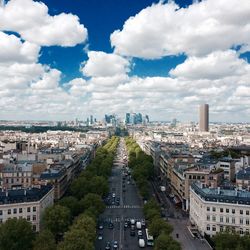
(0, 185, 54, 231)
(190, 182, 250, 237)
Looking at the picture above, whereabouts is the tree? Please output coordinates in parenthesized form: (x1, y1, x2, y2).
(57, 228, 94, 250)
(154, 233, 181, 250)
(149, 218, 173, 238)
(89, 176, 109, 197)
(33, 230, 56, 250)
(43, 205, 71, 240)
(58, 196, 82, 217)
(213, 232, 241, 250)
(0, 218, 34, 250)
(70, 176, 90, 199)
(80, 193, 105, 217)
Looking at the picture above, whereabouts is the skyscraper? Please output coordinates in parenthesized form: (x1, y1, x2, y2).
(199, 104, 209, 132)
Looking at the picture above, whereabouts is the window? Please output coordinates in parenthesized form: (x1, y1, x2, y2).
(240, 218, 243, 224)
(220, 208, 223, 213)
(33, 225, 36, 231)
(226, 208, 229, 213)
(212, 226, 216, 232)
(13, 208, 17, 214)
(240, 228, 244, 235)
(246, 211, 249, 215)
(33, 215, 36, 221)
(220, 226, 224, 232)
(207, 225, 210, 231)
(220, 216, 223, 223)
(189, 175, 191, 179)
(207, 215, 210, 221)
(232, 209, 235, 214)
(0, 219, 2, 223)
(212, 207, 216, 212)
(197, 176, 200, 180)
(226, 217, 229, 223)
(232, 218, 235, 224)
(207, 207, 210, 212)
(27, 215, 30, 221)
(240, 210, 243, 215)
(0, 210, 2, 216)
(8, 209, 11, 215)
(246, 219, 249, 225)
(246, 229, 249, 235)
(193, 176, 196, 179)
(33, 207, 36, 212)
(212, 215, 216, 222)
(27, 207, 31, 213)
(19, 208, 22, 213)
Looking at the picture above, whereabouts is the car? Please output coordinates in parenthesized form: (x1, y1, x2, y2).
(124, 222, 128, 229)
(112, 193, 116, 198)
(136, 221, 142, 229)
(105, 241, 111, 250)
(108, 222, 114, 229)
(130, 219, 135, 225)
(113, 241, 119, 250)
(138, 239, 145, 248)
(130, 229, 135, 236)
(97, 232, 103, 240)
(123, 189, 126, 192)
(141, 219, 146, 228)
(116, 201, 120, 206)
(98, 223, 104, 230)
(138, 230, 143, 238)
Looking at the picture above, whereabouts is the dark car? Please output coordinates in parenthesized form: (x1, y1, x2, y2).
(108, 222, 114, 229)
(130, 229, 135, 236)
(113, 241, 119, 250)
(105, 242, 111, 250)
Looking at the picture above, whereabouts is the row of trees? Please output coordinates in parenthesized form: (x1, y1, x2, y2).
(125, 137, 181, 250)
(0, 136, 119, 250)
(125, 137, 154, 199)
(213, 231, 250, 250)
(144, 199, 181, 250)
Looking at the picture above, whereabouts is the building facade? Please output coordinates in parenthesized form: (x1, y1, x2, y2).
(199, 104, 209, 132)
(190, 182, 250, 237)
(0, 185, 54, 231)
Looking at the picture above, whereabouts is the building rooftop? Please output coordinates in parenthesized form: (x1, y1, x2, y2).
(236, 167, 250, 180)
(0, 185, 53, 204)
(191, 182, 250, 205)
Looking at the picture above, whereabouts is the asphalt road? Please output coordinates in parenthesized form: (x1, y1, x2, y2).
(95, 138, 151, 250)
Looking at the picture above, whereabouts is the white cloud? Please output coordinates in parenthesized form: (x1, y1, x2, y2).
(0, 0, 87, 46)
(0, 31, 40, 64)
(170, 50, 250, 80)
(111, 0, 250, 58)
(82, 51, 130, 77)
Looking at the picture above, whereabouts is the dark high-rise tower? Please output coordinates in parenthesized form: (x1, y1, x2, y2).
(199, 104, 209, 132)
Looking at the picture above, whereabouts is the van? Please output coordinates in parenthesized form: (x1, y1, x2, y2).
(136, 221, 142, 229)
(138, 239, 145, 248)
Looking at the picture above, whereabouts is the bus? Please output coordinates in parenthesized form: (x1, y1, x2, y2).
(145, 228, 154, 246)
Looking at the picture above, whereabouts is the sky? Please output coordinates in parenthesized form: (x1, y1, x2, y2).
(0, 0, 250, 122)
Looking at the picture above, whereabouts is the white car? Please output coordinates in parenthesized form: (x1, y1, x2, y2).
(138, 239, 145, 248)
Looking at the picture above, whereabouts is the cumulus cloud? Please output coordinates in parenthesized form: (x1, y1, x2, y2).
(0, 31, 40, 64)
(0, 0, 87, 46)
(170, 50, 250, 80)
(81, 51, 130, 77)
(111, 0, 250, 58)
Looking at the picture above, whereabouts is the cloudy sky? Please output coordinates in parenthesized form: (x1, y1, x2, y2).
(0, 0, 250, 122)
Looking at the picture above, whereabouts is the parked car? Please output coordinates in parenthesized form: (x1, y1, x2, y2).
(138, 239, 145, 248)
(105, 241, 111, 250)
(130, 229, 135, 236)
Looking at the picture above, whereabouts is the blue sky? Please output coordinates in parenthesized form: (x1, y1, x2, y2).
(39, 0, 190, 81)
(0, 0, 250, 122)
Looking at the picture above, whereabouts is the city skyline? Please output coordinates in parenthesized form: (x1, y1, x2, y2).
(0, 0, 250, 122)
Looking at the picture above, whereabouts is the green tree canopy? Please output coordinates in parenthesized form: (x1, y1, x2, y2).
(33, 229, 56, 250)
(154, 233, 181, 250)
(43, 205, 71, 240)
(58, 196, 82, 217)
(149, 218, 173, 238)
(0, 218, 34, 250)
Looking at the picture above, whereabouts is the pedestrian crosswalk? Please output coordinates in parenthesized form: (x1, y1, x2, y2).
(103, 217, 144, 223)
(106, 205, 142, 209)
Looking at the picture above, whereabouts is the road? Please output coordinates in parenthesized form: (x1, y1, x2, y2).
(151, 179, 211, 250)
(95, 138, 151, 250)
